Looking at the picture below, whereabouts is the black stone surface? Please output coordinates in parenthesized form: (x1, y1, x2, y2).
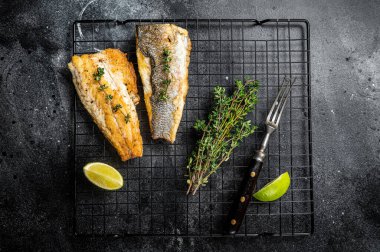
(0, 0, 379, 251)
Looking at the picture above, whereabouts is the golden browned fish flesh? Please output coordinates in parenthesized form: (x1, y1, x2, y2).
(136, 24, 192, 143)
(68, 48, 143, 161)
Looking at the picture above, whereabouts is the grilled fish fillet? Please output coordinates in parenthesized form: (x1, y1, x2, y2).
(68, 48, 143, 161)
(136, 24, 192, 143)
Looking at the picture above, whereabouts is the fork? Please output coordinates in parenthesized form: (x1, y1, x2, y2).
(226, 77, 296, 235)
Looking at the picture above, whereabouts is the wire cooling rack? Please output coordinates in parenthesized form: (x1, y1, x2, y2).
(72, 19, 313, 237)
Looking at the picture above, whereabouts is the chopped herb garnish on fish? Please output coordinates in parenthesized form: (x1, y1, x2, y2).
(163, 64, 170, 72)
(158, 91, 169, 101)
(157, 49, 172, 100)
(105, 94, 113, 101)
(94, 67, 128, 124)
(162, 79, 171, 85)
(163, 48, 171, 57)
(93, 67, 105, 81)
(158, 79, 171, 101)
(163, 57, 172, 63)
(112, 104, 122, 112)
(98, 84, 108, 91)
(162, 48, 172, 72)
(124, 114, 131, 123)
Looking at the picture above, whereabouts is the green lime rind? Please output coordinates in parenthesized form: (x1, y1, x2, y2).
(253, 171, 290, 202)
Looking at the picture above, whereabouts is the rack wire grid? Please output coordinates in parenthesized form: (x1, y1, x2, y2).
(73, 19, 313, 237)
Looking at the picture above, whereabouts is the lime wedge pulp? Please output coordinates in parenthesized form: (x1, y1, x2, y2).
(253, 172, 290, 202)
(83, 162, 124, 190)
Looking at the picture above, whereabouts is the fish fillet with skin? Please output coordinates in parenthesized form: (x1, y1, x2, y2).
(68, 48, 143, 161)
(137, 24, 192, 143)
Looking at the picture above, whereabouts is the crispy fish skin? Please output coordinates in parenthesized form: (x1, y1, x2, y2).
(68, 48, 143, 161)
(137, 24, 192, 143)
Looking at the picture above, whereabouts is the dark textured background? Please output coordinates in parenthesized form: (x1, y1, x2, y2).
(0, 0, 379, 251)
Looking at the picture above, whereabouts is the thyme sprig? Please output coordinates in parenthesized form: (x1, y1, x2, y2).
(186, 79, 259, 195)
(93, 67, 130, 124)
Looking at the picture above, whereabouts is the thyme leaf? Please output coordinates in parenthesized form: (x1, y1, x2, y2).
(112, 104, 122, 112)
(162, 79, 171, 85)
(163, 64, 170, 72)
(158, 91, 169, 101)
(163, 48, 171, 57)
(93, 67, 105, 81)
(98, 84, 108, 91)
(105, 94, 113, 101)
(124, 114, 131, 123)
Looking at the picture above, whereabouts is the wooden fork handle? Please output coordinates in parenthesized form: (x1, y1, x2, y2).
(225, 156, 264, 235)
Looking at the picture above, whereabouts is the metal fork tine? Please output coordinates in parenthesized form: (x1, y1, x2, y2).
(270, 78, 291, 124)
(267, 78, 291, 123)
(275, 77, 297, 125)
(266, 78, 288, 123)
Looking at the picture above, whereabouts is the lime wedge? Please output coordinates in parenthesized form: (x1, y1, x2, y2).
(253, 172, 290, 201)
(83, 162, 123, 190)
